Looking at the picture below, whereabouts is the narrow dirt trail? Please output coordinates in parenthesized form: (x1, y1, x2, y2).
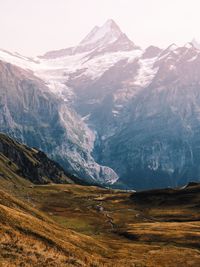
(105, 212, 115, 229)
(96, 196, 116, 230)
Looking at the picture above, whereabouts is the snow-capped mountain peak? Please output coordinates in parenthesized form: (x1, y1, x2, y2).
(41, 19, 138, 59)
(80, 19, 122, 46)
(76, 19, 138, 54)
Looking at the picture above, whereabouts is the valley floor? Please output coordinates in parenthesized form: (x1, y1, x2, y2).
(1, 179, 200, 266)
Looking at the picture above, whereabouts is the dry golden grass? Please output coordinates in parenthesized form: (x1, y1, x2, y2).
(1, 181, 200, 266)
(0, 190, 109, 266)
(1, 133, 200, 265)
(123, 221, 200, 247)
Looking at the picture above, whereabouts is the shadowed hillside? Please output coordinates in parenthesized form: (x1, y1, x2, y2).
(0, 132, 86, 187)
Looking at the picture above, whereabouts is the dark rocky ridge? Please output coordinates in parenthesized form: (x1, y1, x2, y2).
(0, 132, 81, 184)
(131, 182, 200, 210)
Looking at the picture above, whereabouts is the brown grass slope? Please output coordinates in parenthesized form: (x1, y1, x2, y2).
(0, 189, 109, 267)
(122, 183, 200, 249)
(0, 133, 200, 266)
(2, 183, 200, 267)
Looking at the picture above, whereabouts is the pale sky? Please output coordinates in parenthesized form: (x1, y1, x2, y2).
(0, 0, 200, 56)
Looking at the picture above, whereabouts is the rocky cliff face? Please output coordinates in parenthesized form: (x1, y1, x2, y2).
(0, 61, 118, 184)
(94, 43, 200, 189)
(62, 41, 200, 190)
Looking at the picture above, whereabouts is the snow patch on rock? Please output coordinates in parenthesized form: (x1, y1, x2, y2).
(134, 57, 158, 87)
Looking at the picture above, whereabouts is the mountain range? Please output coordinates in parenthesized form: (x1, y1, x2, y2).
(1, 19, 200, 189)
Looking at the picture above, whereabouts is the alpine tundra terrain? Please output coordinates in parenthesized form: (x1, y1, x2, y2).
(1, 19, 200, 189)
(0, 134, 200, 266)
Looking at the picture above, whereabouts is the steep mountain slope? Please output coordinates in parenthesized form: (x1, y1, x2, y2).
(0, 60, 118, 184)
(99, 43, 200, 189)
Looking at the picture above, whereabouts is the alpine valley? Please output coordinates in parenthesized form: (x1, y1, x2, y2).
(1, 19, 200, 190)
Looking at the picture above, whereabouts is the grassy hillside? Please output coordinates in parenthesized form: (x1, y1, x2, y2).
(0, 134, 200, 266)
(1, 182, 200, 266)
(0, 189, 109, 267)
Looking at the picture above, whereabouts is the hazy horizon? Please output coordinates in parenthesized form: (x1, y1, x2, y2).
(1, 0, 200, 56)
